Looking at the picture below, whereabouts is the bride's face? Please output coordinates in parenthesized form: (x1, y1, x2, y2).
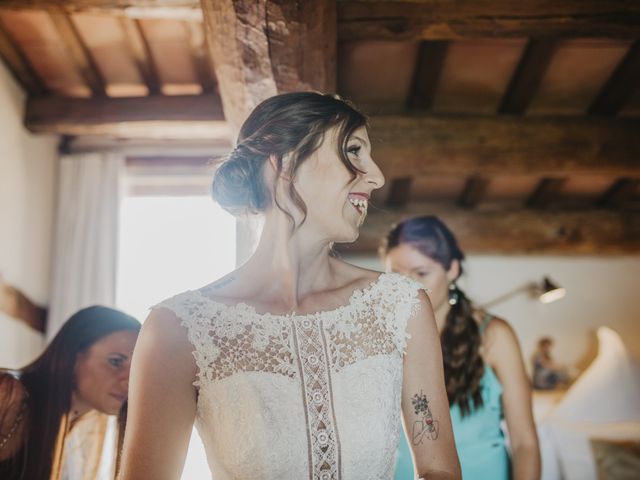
(291, 126, 385, 242)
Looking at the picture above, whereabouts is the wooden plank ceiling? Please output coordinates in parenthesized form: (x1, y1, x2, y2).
(0, 0, 638, 254)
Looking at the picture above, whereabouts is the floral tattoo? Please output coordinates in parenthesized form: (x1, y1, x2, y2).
(411, 390, 439, 444)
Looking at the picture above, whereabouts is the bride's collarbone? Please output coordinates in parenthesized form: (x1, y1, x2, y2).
(198, 270, 382, 317)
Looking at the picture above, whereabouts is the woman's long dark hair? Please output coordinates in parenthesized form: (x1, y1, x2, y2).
(0, 306, 140, 480)
(381, 216, 484, 416)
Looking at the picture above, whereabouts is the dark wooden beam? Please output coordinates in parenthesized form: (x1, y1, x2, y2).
(183, 21, 216, 94)
(368, 114, 640, 177)
(338, 1, 640, 41)
(526, 177, 567, 209)
(406, 40, 448, 110)
(25, 99, 640, 172)
(499, 38, 559, 114)
(5, 1, 639, 39)
(200, 0, 336, 134)
(120, 17, 161, 95)
(386, 177, 413, 208)
(589, 41, 640, 116)
(336, 205, 640, 255)
(597, 178, 640, 208)
(25, 94, 229, 139)
(458, 176, 490, 209)
(0, 19, 47, 95)
(49, 10, 106, 96)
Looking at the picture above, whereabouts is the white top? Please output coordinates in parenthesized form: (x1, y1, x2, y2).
(156, 272, 424, 480)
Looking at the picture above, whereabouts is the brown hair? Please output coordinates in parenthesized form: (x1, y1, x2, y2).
(380, 216, 485, 416)
(212, 92, 367, 229)
(0, 306, 140, 479)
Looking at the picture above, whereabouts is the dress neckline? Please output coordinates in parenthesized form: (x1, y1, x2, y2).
(192, 272, 392, 320)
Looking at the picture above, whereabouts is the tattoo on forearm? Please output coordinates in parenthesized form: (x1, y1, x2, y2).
(411, 391, 439, 444)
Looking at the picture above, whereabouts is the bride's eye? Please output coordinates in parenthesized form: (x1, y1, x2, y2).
(347, 145, 361, 157)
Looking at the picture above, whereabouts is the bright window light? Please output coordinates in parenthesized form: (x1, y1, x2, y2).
(117, 195, 236, 320)
(116, 194, 236, 479)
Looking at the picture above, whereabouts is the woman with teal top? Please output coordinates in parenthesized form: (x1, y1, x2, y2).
(381, 216, 540, 479)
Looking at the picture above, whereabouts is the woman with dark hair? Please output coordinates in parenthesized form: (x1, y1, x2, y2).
(381, 216, 540, 480)
(120, 92, 461, 479)
(0, 306, 140, 480)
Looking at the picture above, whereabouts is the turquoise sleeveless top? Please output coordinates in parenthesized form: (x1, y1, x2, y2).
(394, 315, 510, 479)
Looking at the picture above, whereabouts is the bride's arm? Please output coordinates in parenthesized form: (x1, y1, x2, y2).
(119, 308, 198, 480)
(402, 290, 461, 480)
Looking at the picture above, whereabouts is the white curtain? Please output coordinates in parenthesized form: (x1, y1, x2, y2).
(47, 153, 124, 339)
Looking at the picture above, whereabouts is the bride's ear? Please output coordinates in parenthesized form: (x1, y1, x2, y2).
(268, 153, 293, 182)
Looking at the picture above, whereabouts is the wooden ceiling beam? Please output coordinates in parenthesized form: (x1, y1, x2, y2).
(338, 1, 640, 40)
(597, 178, 640, 208)
(201, 0, 336, 135)
(24, 98, 640, 174)
(0, 19, 47, 96)
(499, 38, 560, 115)
(120, 17, 161, 96)
(458, 176, 490, 209)
(336, 205, 640, 255)
(526, 177, 567, 209)
(4, 1, 639, 39)
(49, 10, 106, 96)
(406, 40, 448, 110)
(368, 114, 640, 177)
(25, 94, 229, 139)
(589, 41, 640, 116)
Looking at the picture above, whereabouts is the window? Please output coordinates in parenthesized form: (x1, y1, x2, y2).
(116, 160, 235, 477)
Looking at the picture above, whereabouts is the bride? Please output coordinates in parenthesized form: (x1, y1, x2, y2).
(119, 92, 460, 480)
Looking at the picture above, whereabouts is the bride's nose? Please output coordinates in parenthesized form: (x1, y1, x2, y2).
(364, 159, 385, 190)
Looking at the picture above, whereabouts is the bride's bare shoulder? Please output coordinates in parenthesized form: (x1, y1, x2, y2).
(197, 270, 250, 304)
(330, 259, 384, 290)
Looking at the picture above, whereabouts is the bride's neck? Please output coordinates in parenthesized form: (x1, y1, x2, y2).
(241, 214, 335, 310)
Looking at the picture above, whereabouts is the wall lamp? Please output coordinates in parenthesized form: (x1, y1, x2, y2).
(481, 276, 566, 309)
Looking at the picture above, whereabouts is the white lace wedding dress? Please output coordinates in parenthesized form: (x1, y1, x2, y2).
(156, 273, 423, 480)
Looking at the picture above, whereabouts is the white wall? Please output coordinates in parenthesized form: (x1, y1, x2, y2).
(349, 254, 640, 371)
(0, 60, 58, 368)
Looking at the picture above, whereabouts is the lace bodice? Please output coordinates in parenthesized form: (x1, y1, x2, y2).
(156, 273, 424, 480)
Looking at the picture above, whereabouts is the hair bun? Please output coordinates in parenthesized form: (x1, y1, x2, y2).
(211, 145, 269, 215)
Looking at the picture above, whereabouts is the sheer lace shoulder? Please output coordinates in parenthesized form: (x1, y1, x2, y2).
(369, 272, 428, 354)
(153, 291, 295, 388)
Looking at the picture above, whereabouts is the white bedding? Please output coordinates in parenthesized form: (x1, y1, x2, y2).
(536, 327, 640, 480)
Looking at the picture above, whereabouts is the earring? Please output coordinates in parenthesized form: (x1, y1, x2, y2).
(448, 281, 459, 306)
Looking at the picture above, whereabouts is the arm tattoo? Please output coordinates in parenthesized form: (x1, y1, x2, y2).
(411, 390, 439, 444)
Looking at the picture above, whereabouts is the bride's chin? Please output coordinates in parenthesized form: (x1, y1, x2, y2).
(333, 223, 361, 244)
